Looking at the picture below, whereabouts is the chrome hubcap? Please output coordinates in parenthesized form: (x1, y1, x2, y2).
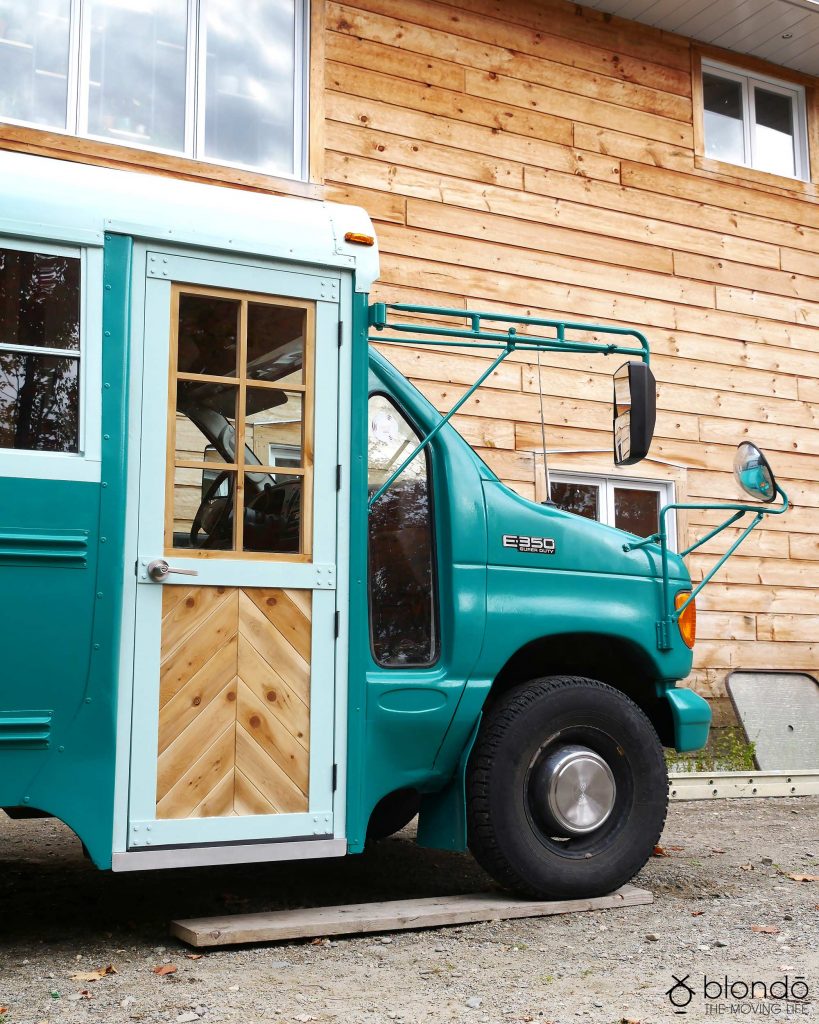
(535, 744, 616, 835)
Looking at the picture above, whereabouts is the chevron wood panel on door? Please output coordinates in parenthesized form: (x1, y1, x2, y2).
(156, 586, 311, 819)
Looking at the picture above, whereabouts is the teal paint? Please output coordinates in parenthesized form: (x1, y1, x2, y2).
(345, 290, 372, 854)
(665, 688, 712, 753)
(0, 712, 53, 748)
(0, 235, 132, 867)
(0, 226, 718, 866)
(417, 710, 483, 852)
(345, 343, 704, 853)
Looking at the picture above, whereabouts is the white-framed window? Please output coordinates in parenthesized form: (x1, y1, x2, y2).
(550, 472, 677, 549)
(0, 236, 101, 480)
(268, 440, 301, 482)
(701, 59, 809, 181)
(0, 0, 308, 179)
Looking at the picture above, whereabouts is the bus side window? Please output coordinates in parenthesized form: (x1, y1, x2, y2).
(0, 245, 81, 453)
(367, 394, 438, 668)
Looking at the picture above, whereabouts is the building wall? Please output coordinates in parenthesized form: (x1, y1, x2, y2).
(0, 0, 815, 713)
(320, 0, 819, 711)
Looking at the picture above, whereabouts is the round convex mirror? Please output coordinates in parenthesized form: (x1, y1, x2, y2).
(733, 441, 777, 503)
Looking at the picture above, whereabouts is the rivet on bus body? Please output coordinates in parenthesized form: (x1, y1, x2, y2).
(58, 746, 64, 753)
(103, 434, 110, 440)
(100, 537, 107, 543)
(97, 592, 103, 599)
(93, 643, 100, 650)
(105, 284, 111, 290)
(101, 482, 108, 488)
(85, 698, 92, 704)
(133, 825, 139, 831)
(104, 382, 111, 388)
(104, 331, 111, 337)
(23, 796, 30, 803)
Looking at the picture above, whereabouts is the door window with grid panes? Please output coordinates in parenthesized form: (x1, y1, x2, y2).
(550, 473, 676, 548)
(166, 286, 314, 556)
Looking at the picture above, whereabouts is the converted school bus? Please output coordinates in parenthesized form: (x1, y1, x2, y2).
(0, 0, 816, 732)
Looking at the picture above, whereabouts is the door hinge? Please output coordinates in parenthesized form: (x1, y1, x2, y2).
(337, 321, 344, 347)
(332, 763, 338, 791)
(336, 464, 342, 490)
(334, 610, 340, 638)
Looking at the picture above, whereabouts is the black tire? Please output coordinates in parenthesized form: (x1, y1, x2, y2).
(467, 675, 668, 899)
(367, 788, 421, 841)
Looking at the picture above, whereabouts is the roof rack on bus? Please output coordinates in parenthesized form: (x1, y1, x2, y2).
(366, 302, 651, 510)
(368, 302, 651, 364)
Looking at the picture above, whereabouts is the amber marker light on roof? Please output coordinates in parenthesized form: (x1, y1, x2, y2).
(675, 591, 696, 649)
(344, 231, 375, 246)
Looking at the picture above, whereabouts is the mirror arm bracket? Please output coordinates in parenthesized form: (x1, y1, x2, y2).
(645, 486, 789, 650)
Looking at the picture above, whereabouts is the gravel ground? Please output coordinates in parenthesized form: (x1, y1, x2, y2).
(1, 797, 817, 1024)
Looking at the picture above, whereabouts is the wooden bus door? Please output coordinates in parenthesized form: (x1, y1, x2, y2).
(127, 253, 339, 851)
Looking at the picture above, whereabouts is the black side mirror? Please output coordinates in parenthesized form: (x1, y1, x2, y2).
(613, 361, 657, 466)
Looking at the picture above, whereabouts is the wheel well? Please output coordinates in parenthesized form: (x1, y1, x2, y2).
(486, 633, 675, 747)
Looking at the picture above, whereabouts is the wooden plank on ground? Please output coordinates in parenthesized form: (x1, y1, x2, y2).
(170, 884, 652, 947)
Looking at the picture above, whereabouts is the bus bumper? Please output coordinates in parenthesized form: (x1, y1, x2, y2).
(665, 686, 712, 753)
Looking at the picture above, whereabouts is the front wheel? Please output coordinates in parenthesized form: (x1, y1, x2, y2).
(466, 676, 668, 899)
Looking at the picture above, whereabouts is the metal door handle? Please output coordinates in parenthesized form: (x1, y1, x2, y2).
(147, 558, 199, 582)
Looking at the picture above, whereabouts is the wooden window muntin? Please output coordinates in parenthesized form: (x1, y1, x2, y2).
(165, 283, 314, 560)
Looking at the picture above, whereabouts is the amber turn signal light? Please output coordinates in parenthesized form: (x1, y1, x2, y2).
(344, 231, 375, 246)
(675, 591, 696, 648)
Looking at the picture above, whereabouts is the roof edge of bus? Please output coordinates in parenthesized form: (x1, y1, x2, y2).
(0, 150, 379, 292)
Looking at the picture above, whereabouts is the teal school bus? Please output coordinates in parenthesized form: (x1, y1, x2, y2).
(0, 152, 788, 898)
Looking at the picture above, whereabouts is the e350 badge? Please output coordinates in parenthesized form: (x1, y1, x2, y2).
(502, 534, 556, 555)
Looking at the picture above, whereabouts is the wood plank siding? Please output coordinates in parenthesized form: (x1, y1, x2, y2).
(3, 0, 815, 713)
(320, 0, 819, 712)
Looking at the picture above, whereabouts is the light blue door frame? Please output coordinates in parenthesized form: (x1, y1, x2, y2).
(127, 252, 341, 850)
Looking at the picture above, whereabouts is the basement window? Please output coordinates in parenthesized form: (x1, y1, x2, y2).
(701, 60, 809, 181)
(550, 473, 677, 549)
(0, 0, 308, 179)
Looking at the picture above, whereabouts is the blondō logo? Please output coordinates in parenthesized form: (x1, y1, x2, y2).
(666, 973, 811, 1015)
(666, 974, 696, 1011)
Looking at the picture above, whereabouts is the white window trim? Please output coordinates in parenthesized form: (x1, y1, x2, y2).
(0, 0, 310, 182)
(702, 58, 809, 182)
(268, 440, 301, 466)
(0, 237, 101, 482)
(550, 471, 677, 551)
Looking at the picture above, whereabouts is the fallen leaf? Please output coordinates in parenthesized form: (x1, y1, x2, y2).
(751, 925, 780, 935)
(185, 953, 203, 960)
(0, 1008, 8, 1015)
(153, 964, 178, 976)
(691, 911, 704, 917)
(621, 1019, 641, 1024)
(669, 845, 685, 851)
(70, 965, 117, 982)
(787, 873, 819, 882)
(740, 864, 754, 871)
(711, 848, 725, 854)
(652, 845, 670, 857)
